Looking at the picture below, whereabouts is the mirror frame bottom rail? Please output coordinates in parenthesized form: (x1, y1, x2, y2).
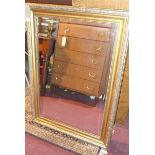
(26, 3, 128, 153)
(35, 117, 104, 146)
(25, 86, 100, 155)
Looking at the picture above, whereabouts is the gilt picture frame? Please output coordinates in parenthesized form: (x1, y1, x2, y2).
(25, 3, 128, 154)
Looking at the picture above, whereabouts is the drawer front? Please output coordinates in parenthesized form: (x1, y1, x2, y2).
(54, 48, 106, 69)
(53, 60, 102, 83)
(56, 36, 110, 56)
(51, 72, 100, 96)
(58, 23, 111, 42)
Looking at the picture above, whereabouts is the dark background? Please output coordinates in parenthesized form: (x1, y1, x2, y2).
(25, 0, 72, 5)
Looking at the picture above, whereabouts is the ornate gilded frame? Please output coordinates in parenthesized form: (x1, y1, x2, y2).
(26, 3, 128, 154)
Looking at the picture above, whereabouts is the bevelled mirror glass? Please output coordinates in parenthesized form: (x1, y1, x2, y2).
(38, 15, 113, 136)
(26, 4, 128, 154)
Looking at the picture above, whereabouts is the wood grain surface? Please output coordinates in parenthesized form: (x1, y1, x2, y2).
(72, 0, 128, 10)
(25, 0, 128, 10)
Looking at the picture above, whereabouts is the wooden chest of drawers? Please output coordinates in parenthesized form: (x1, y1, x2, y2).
(51, 23, 112, 98)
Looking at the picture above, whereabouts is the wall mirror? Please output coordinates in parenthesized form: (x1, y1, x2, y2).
(26, 4, 128, 154)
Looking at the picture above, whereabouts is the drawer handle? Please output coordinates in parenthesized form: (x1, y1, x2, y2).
(57, 64, 64, 70)
(57, 64, 61, 68)
(55, 76, 64, 81)
(89, 72, 97, 79)
(86, 86, 94, 91)
(64, 27, 70, 34)
(90, 59, 99, 65)
(55, 77, 61, 82)
(96, 47, 101, 52)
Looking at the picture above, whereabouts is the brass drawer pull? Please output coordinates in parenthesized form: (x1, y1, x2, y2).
(86, 86, 94, 91)
(55, 77, 61, 82)
(96, 47, 101, 52)
(64, 27, 70, 35)
(55, 77, 59, 80)
(89, 72, 97, 79)
(55, 76, 64, 81)
(57, 64, 64, 70)
(95, 47, 103, 54)
(90, 59, 99, 65)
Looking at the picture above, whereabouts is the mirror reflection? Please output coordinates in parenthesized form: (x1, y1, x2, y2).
(37, 16, 112, 136)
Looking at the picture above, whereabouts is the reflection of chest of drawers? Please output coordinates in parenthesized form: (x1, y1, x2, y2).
(51, 23, 112, 98)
